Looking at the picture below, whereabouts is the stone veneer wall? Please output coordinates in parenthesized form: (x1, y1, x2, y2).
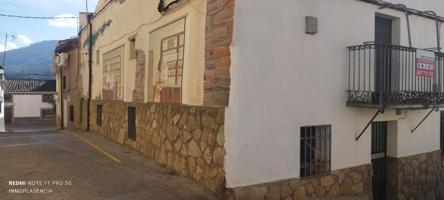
(204, 0, 234, 106)
(390, 150, 442, 200)
(227, 165, 372, 200)
(89, 100, 226, 197)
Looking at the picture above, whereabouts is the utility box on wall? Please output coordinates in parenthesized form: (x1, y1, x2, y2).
(306, 16, 318, 34)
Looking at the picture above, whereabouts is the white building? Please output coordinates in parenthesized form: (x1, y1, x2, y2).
(4, 80, 56, 123)
(225, 0, 444, 199)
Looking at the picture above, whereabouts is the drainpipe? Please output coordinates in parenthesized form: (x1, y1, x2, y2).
(86, 13, 93, 131)
(423, 11, 441, 53)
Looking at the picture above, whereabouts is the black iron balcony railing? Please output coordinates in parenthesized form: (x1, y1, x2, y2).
(347, 42, 444, 108)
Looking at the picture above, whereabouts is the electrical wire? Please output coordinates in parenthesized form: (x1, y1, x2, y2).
(0, 13, 78, 19)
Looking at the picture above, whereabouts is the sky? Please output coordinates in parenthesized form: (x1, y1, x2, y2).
(0, 0, 99, 52)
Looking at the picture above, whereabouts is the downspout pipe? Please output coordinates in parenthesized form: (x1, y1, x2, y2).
(423, 11, 441, 53)
(86, 14, 93, 131)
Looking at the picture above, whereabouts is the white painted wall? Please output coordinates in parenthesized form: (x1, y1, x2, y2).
(13, 94, 54, 118)
(225, 0, 444, 188)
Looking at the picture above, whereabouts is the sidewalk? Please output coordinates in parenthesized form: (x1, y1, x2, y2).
(63, 128, 218, 200)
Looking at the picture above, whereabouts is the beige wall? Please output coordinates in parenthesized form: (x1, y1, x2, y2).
(226, 0, 444, 188)
(80, 0, 206, 105)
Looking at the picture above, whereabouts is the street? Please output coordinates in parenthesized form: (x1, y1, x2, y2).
(0, 124, 216, 200)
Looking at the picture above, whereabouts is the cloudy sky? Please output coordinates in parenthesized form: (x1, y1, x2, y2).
(0, 0, 99, 52)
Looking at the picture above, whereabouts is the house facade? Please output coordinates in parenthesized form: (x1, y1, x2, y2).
(4, 80, 56, 124)
(54, 0, 444, 199)
(53, 38, 86, 129)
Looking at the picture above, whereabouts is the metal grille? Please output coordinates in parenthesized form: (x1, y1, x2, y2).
(42, 94, 54, 103)
(300, 125, 331, 178)
(441, 111, 444, 156)
(96, 105, 103, 127)
(347, 43, 443, 107)
(4, 94, 12, 103)
(41, 109, 55, 119)
(128, 107, 136, 141)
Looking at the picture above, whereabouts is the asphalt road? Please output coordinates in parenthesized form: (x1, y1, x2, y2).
(0, 126, 216, 200)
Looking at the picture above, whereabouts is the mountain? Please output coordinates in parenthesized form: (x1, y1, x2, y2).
(2, 40, 58, 80)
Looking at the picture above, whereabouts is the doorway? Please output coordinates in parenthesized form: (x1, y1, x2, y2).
(374, 16, 393, 103)
(372, 121, 388, 200)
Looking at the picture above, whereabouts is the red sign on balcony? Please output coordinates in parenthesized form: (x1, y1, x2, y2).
(416, 50, 435, 77)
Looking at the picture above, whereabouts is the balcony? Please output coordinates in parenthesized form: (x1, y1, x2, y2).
(347, 42, 444, 109)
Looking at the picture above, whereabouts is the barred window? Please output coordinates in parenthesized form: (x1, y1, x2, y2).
(4, 94, 12, 103)
(96, 105, 103, 126)
(300, 125, 331, 178)
(41, 109, 55, 119)
(42, 94, 54, 103)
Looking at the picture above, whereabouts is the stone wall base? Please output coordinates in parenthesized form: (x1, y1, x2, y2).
(89, 100, 226, 197)
(227, 165, 372, 200)
(390, 150, 443, 200)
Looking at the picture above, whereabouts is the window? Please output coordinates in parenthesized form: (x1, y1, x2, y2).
(128, 107, 136, 140)
(96, 49, 100, 64)
(4, 94, 12, 103)
(42, 94, 54, 103)
(300, 125, 331, 178)
(149, 18, 185, 104)
(96, 105, 103, 126)
(69, 105, 74, 122)
(41, 109, 55, 119)
(63, 76, 67, 90)
(441, 112, 444, 156)
(79, 99, 83, 123)
(159, 32, 185, 103)
(129, 37, 136, 59)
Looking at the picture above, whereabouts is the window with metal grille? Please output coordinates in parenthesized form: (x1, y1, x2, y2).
(128, 107, 136, 141)
(69, 105, 74, 122)
(4, 94, 12, 103)
(41, 109, 55, 119)
(42, 94, 54, 103)
(96, 105, 103, 127)
(300, 125, 331, 178)
(441, 112, 444, 156)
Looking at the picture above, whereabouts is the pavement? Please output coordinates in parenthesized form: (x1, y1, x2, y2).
(0, 123, 217, 200)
